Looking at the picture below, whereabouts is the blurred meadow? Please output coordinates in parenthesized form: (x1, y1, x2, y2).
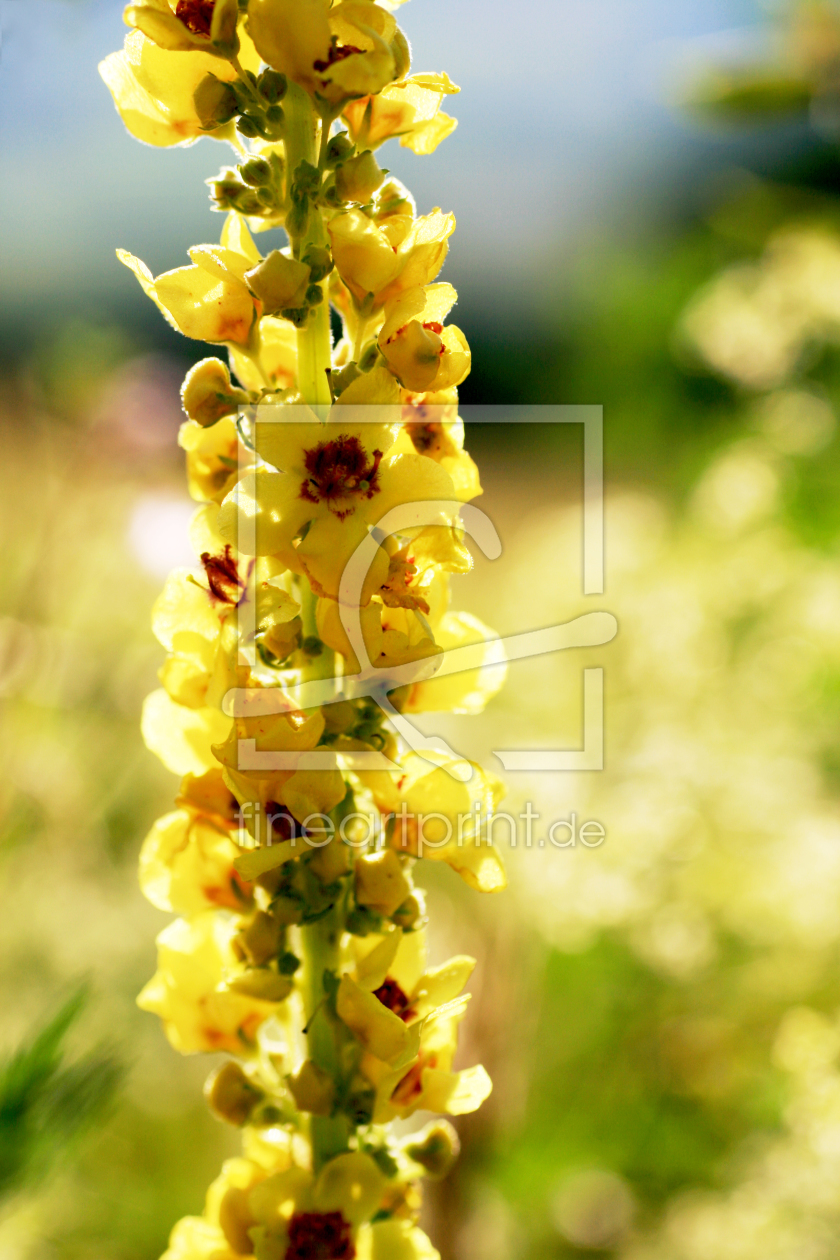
(6, 0, 840, 1257)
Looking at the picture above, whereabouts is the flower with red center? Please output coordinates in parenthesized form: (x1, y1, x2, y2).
(373, 977, 415, 1022)
(175, 0, 214, 36)
(286, 1211, 355, 1260)
(300, 436, 384, 519)
(201, 545, 246, 605)
(219, 399, 457, 601)
(313, 40, 364, 74)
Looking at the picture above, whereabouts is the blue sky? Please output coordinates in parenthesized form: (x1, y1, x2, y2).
(1, 0, 768, 319)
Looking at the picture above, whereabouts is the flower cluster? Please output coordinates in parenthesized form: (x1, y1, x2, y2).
(101, 3, 506, 1258)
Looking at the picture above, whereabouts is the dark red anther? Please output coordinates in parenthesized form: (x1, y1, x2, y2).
(299, 435, 383, 518)
(286, 1211, 355, 1260)
(313, 41, 365, 72)
(201, 545, 246, 605)
(175, 0, 215, 36)
(373, 977, 415, 1021)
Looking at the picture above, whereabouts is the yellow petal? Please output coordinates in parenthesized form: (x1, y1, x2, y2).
(336, 974, 416, 1063)
(142, 687, 231, 776)
(155, 265, 256, 344)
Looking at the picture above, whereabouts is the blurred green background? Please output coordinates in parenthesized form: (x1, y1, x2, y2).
(6, 0, 840, 1257)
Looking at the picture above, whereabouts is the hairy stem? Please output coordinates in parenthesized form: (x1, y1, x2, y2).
(285, 84, 332, 408)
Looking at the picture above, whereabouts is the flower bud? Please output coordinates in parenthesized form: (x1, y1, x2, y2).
(258, 68, 288, 104)
(210, 0, 240, 54)
(391, 889, 426, 930)
(181, 358, 248, 427)
(227, 968, 293, 1001)
(391, 29, 411, 83)
(335, 152, 386, 205)
(355, 850, 411, 918)
(289, 1060, 335, 1116)
(237, 114, 262, 139)
(302, 246, 334, 284)
(326, 133, 355, 168)
(381, 319, 443, 392)
(309, 837, 350, 882)
(194, 74, 239, 129)
(270, 894, 304, 925)
(239, 909, 281, 965)
(245, 251, 311, 315)
(305, 284, 324, 307)
(403, 1121, 460, 1178)
(205, 1060, 264, 1126)
(240, 157, 273, 187)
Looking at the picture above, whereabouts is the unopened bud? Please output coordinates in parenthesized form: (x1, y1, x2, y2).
(305, 284, 324, 307)
(210, 0, 239, 53)
(391, 889, 426, 930)
(288, 1060, 334, 1116)
(355, 850, 411, 918)
(227, 968, 293, 1002)
(302, 246, 333, 284)
(205, 1060, 264, 1126)
(375, 179, 413, 220)
(265, 104, 285, 127)
(194, 74, 238, 129)
(335, 151, 385, 204)
(308, 837, 350, 883)
(269, 894, 304, 925)
(245, 250, 311, 315)
(391, 29, 411, 82)
(236, 113, 262, 139)
(326, 133, 355, 168)
(239, 909, 281, 965)
(258, 68, 287, 104)
(284, 197, 309, 240)
(240, 157, 272, 186)
(403, 1121, 460, 1178)
(181, 358, 248, 427)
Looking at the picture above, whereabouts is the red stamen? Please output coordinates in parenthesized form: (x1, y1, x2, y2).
(373, 977, 415, 1021)
(314, 41, 364, 72)
(300, 435, 383, 518)
(175, 0, 215, 36)
(201, 545, 246, 605)
(286, 1211, 355, 1260)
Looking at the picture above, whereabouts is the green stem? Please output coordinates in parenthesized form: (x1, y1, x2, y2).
(301, 905, 350, 1171)
(284, 83, 333, 409)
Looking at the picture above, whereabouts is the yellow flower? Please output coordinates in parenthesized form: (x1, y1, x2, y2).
(137, 911, 281, 1054)
(124, 0, 238, 54)
(378, 285, 470, 393)
(246, 1152, 387, 1257)
(360, 752, 507, 892)
(400, 611, 507, 716)
(142, 687, 232, 776)
(179, 416, 243, 504)
(163, 1154, 286, 1260)
(182, 358, 250, 427)
(349, 928, 491, 1123)
(217, 401, 456, 599)
(356, 1220, 441, 1260)
(328, 208, 455, 310)
(316, 595, 441, 677)
(230, 317, 297, 394)
(391, 399, 482, 501)
(343, 73, 460, 154)
(139, 808, 250, 915)
(248, 0, 402, 105)
(213, 709, 346, 839)
(118, 218, 263, 345)
(99, 25, 259, 147)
